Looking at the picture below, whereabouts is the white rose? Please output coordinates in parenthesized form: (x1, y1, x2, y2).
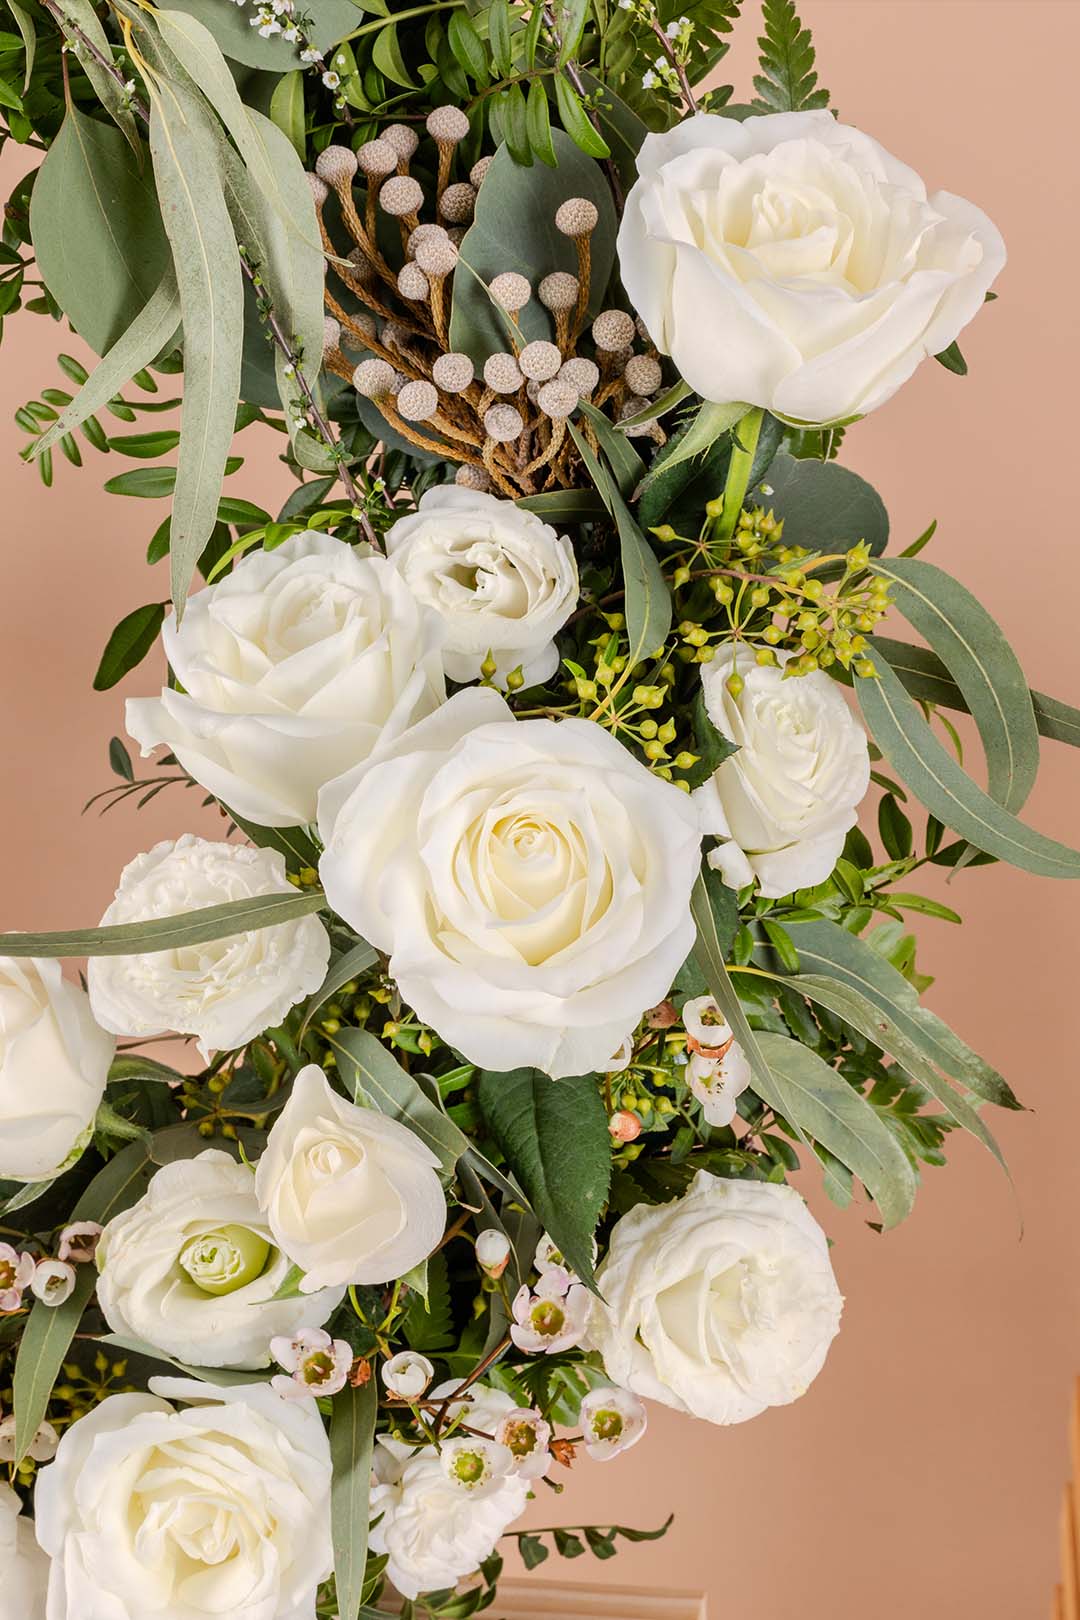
(87, 835, 331, 1057)
(318, 689, 702, 1078)
(589, 1170, 843, 1425)
(126, 531, 446, 828)
(0, 1483, 48, 1620)
(693, 645, 869, 898)
(618, 110, 1005, 424)
(33, 1377, 332, 1620)
(369, 1384, 530, 1600)
(254, 1065, 446, 1291)
(0, 958, 113, 1183)
(385, 485, 579, 684)
(96, 1150, 345, 1369)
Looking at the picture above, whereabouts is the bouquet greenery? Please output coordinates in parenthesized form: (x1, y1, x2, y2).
(1, 0, 1077, 1615)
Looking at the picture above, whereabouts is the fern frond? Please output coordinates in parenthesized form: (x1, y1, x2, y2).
(751, 0, 830, 113)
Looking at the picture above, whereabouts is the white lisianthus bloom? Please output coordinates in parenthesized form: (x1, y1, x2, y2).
(617, 110, 1006, 424)
(384, 485, 579, 684)
(0, 1482, 48, 1620)
(0, 957, 114, 1183)
(589, 1171, 843, 1425)
(96, 1151, 345, 1369)
(693, 645, 870, 898)
(318, 689, 702, 1078)
(254, 1066, 446, 1292)
(87, 836, 331, 1058)
(369, 1384, 530, 1600)
(579, 1386, 648, 1461)
(33, 1377, 333, 1620)
(126, 531, 446, 828)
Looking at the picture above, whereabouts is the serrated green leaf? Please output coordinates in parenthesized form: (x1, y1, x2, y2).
(639, 399, 747, 493)
(0, 888, 326, 959)
(751, 0, 829, 112)
(331, 1377, 378, 1620)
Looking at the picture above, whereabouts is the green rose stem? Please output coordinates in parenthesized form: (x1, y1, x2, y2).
(713, 406, 765, 546)
(36, 0, 374, 542)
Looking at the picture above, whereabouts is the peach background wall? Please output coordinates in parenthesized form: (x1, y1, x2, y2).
(1, 2, 1077, 1616)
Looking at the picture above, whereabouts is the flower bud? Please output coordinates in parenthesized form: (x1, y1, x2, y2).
(381, 1349, 435, 1400)
(476, 1228, 512, 1279)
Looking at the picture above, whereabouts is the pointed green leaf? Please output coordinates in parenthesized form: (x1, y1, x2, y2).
(329, 1027, 467, 1175)
(299, 939, 380, 1037)
(92, 601, 167, 691)
(52, 0, 140, 152)
(873, 636, 1080, 751)
(331, 1377, 378, 1620)
(0, 889, 326, 958)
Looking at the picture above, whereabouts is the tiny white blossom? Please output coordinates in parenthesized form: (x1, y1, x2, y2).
(270, 1327, 353, 1401)
(510, 1273, 590, 1355)
(282, 24, 300, 40)
(381, 1350, 435, 1400)
(0, 1244, 35, 1312)
(322, 69, 341, 88)
(30, 1259, 76, 1307)
(579, 1386, 648, 1461)
(642, 69, 657, 88)
(665, 18, 681, 36)
(440, 1436, 514, 1498)
(58, 1222, 103, 1264)
(475, 1229, 511, 1279)
(300, 46, 322, 62)
(495, 1406, 552, 1479)
(0, 1415, 59, 1462)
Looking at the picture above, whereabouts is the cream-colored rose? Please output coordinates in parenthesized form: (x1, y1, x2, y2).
(96, 1150, 345, 1369)
(618, 111, 1005, 423)
(126, 531, 446, 828)
(589, 1170, 843, 1425)
(0, 1482, 48, 1620)
(254, 1066, 446, 1292)
(385, 485, 579, 684)
(694, 645, 869, 898)
(33, 1377, 332, 1620)
(87, 835, 330, 1058)
(0, 957, 113, 1183)
(317, 689, 703, 1078)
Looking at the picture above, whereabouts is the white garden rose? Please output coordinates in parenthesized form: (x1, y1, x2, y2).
(126, 531, 446, 828)
(0, 957, 113, 1182)
(369, 1384, 530, 1600)
(96, 1150, 345, 1368)
(87, 835, 330, 1057)
(254, 1065, 446, 1291)
(318, 688, 703, 1078)
(0, 1482, 48, 1620)
(384, 485, 579, 684)
(618, 110, 1006, 424)
(33, 1377, 332, 1620)
(589, 1170, 843, 1425)
(694, 644, 869, 898)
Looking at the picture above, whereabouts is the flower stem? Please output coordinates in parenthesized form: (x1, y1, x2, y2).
(715, 406, 765, 546)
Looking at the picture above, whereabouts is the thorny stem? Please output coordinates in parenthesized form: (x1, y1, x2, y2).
(38, 0, 375, 542)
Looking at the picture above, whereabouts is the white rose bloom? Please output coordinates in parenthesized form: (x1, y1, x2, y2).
(318, 689, 702, 1078)
(254, 1066, 446, 1292)
(126, 531, 446, 828)
(86, 836, 331, 1058)
(0, 1483, 47, 1620)
(34, 1377, 332, 1620)
(369, 1384, 530, 1600)
(618, 110, 1005, 424)
(0, 958, 114, 1183)
(96, 1150, 345, 1369)
(589, 1171, 843, 1425)
(694, 645, 870, 898)
(385, 485, 579, 685)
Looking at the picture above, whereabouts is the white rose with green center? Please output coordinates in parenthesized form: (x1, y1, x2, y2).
(96, 1151, 345, 1369)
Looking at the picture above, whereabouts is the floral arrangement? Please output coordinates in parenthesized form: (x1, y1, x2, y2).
(0, 0, 1077, 1615)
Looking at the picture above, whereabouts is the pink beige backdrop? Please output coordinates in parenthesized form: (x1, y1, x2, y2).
(1, 2, 1076, 1614)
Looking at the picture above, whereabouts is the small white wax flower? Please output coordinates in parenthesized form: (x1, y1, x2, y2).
(0, 1413, 59, 1462)
(31, 1259, 77, 1307)
(0, 1244, 35, 1312)
(270, 1327, 354, 1401)
(687, 1046, 752, 1128)
(495, 1406, 552, 1479)
(475, 1229, 511, 1280)
(57, 1222, 103, 1264)
(381, 1350, 435, 1400)
(440, 1436, 514, 1498)
(510, 1276, 590, 1355)
(682, 995, 735, 1054)
(606, 1035, 635, 1074)
(533, 1231, 596, 1284)
(579, 1386, 648, 1461)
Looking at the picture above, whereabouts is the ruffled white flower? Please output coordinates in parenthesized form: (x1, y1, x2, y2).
(270, 1328, 354, 1401)
(30, 1260, 76, 1307)
(694, 646, 870, 898)
(126, 531, 447, 828)
(589, 1171, 843, 1425)
(254, 1066, 446, 1292)
(87, 835, 331, 1058)
(385, 485, 579, 685)
(510, 1272, 590, 1355)
(318, 689, 703, 1079)
(0, 957, 113, 1183)
(579, 1386, 648, 1461)
(369, 1384, 530, 1600)
(34, 1377, 333, 1620)
(96, 1150, 344, 1369)
(382, 1351, 435, 1400)
(0, 1482, 48, 1620)
(617, 110, 1005, 424)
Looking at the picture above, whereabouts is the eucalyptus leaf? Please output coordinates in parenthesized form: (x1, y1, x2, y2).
(0, 889, 326, 959)
(162, 0, 360, 70)
(330, 1027, 467, 1175)
(331, 1378, 378, 1620)
(575, 398, 645, 499)
(873, 636, 1080, 751)
(51, 0, 140, 153)
(515, 488, 606, 521)
(299, 938, 380, 1037)
(756, 449, 889, 554)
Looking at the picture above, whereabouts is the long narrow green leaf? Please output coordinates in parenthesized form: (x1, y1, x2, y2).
(8, 0, 35, 92)
(857, 658, 1080, 878)
(331, 1378, 378, 1620)
(872, 558, 1039, 814)
(689, 872, 784, 1117)
(575, 398, 645, 500)
(299, 939, 379, 1037)
(329, 1027, 467, 1175)
(53, 0, 141, 153)
(148, 76, 243, 617)
(30, 266, 180, 458)
(873, 636, 1080, 751)
(0, 889, 326, 958)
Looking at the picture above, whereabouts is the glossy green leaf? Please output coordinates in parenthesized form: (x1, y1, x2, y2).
(488, 0, 512, 76)
(331, 1377, 378, 1620)
(553, 73, 611, 158)
(92, 601, 166, 691)
(526, 76, 557, 166)
(0, 889, 326, 959)
(372, 21, 416, 87)
(447, 9, 488, 82)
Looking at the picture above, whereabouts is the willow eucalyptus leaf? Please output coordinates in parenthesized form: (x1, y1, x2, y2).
(0, 889, 326, 959)
(331, 1377, 378, 1620)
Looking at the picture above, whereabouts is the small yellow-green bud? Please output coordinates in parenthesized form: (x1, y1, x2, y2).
(726, 672, 744, 697)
